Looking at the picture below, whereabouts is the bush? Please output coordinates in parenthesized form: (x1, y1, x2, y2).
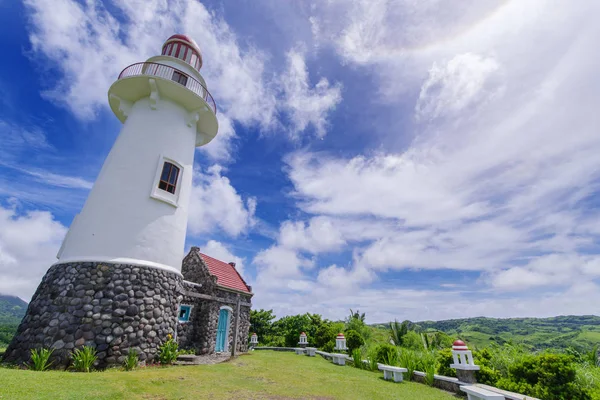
(477, 364, 502, 386)
(123, 349, 139, 371)
(345, 330, 365, 354)
(314, 322, 338, 349)
(497, 353, 591, 400)
(72, 346, 97, 372)
(436, 348, 456, 377)
(321, 340, 335, 353)
(402, 330, 425, 351)
(424, 360, 436, 386)
(375, 343, 398, 364)
(29, 348, 53, 371)
(158, 334, 179, 365)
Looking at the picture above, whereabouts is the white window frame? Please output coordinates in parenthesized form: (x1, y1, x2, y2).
(150, 155, 183, 207)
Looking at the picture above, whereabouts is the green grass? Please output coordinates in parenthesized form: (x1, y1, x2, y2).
(0, 351, 456, 399)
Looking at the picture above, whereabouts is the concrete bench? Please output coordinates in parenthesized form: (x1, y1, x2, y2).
(460, 385, 505, 400)
(305, 347, 316, 357)
(294, 348, 305, 355)
(378, 364, 408, 382)
(331, 353, 347, 365)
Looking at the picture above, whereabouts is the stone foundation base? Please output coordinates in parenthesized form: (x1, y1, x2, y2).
(2, 261, 183, 369)
(456, 368, 478, 384)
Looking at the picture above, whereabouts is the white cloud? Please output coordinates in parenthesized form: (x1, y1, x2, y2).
(280, 48, 342, 138)
(279, 216, 345, 254)
(188, 165, 256, 237)
(415, 53, 502, 121)
(0, 204, 66, 300)
(199, 239, 246, 276)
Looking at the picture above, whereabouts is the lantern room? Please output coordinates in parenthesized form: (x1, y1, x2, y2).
(161, 34, 203, 71)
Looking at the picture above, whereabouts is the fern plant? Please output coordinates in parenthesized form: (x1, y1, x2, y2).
(30, 348, 53, 371)
(123, 349, 139, 371)
(423, 357, 436, 386)
(72, 346, 98, 372)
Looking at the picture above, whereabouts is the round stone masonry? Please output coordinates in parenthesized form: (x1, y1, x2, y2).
(2, 261, 184, 369)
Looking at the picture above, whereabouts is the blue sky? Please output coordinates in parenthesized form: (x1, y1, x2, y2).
(1, 0, 600, 323)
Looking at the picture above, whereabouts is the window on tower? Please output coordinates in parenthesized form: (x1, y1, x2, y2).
(158, 162, 180, 194)
(172, 70, 188, 87)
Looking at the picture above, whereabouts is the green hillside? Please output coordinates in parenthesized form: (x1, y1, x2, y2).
(0, 295, 28, 349)
(374, 315, 600, 351)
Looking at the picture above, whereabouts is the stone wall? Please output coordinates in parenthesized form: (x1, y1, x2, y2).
(2, 261, 184, 368)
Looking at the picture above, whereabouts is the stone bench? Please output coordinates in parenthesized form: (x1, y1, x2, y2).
(294, 348, 306, 355)
(331, 353, 347, 365)
(460, 385, 505, 400)
(378, 364, 408, 382)
(305, 347, 316, 357)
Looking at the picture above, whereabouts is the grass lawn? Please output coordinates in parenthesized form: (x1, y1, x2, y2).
(0, 351, 457, 400)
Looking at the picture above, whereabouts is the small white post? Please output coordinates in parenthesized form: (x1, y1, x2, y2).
(250, 333, 258, 349)
(298, 332, 308, 348)
(335, 333, 347, 351)
(450, 340, 479, 384)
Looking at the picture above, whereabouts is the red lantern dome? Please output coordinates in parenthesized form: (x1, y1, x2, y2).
(161, 34, 203, 71)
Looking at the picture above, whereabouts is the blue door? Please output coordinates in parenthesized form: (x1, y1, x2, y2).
(215, 308, 229, 352)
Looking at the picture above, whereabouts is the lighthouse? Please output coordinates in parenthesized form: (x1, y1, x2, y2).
(3, 35, 218, 368)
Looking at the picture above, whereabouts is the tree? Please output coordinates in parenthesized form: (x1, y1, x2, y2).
(249, 309, 276, 340)
(345, 330, 365, 353)
(349, 309, 366, 322)
(314, 321, 344, 349)
(390, 320, 408, 346)
(346, 310, 371, 341)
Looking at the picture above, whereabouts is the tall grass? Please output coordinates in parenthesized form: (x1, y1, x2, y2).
(366, 346, 379, 372)
(398, 349, 418, 381)
(30, 348, 53, 371)
(352, 349, 364, 370)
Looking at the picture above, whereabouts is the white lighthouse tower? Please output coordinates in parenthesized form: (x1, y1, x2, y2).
(3, 34, 218, 368)
(57, 34, 218, 273)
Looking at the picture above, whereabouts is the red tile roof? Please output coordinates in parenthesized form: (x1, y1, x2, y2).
(199, 252, 251, 293)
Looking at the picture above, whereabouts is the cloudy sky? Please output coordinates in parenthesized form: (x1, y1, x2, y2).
(1, 0, 599, 323)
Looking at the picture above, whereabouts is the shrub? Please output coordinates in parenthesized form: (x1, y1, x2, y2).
(123, 349, 139, 371)
(497, 353, 591, 400)
(476, 364, 501, 386)
(345, 330, 365, 354)
(402, 330, 425, 351)
(72, 346, 97, 372)
(158, 334, 179, 365)
(375, 343, 398, 365)
(435, 348, 456, 377)
(30, 348, 53, 371)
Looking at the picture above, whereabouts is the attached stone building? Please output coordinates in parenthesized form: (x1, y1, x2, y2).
(177, 247, 253, 355)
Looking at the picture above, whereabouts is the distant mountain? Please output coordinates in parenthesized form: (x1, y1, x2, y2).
(374, 315, 600, 351)
(0, 295, 28, 325)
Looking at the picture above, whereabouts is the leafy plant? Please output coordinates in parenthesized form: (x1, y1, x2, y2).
(398, 349, 418, 381)
(345, 330, 365, 354)
(423, 359, 436, 386)
(29, 348, 53, 371)
(123, 349, 139, 371)
(374, 343, 397, 364)
(366, 346, 380, 372)
(352, 349, 364, 370)
(158, 334, 179, 365)
(72, 346, 97, 372)
(584, 345, 599, 367)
